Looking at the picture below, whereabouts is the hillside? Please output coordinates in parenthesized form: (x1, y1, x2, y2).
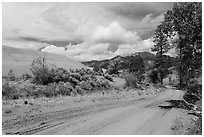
(2, 45, 85, 76)
(82, 52, 157, 70)
(82, 52, 177, 72)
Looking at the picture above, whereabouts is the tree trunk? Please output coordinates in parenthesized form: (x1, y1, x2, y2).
(160, 44, 163, 85)
(179, 40, 184, 89)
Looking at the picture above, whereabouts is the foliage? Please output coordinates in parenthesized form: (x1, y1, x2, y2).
(19, 73, 32, 81)
(155, 2, 202, 88)
(79, 81, 93, 90)
(183, 83, 202, 104)
(184, 84, 202, 135)
(2, 81, 35, 99)
(153, 55, 171, 84)
(107, 59, 122, 75)
(7, 69, 16, 81)
(128, 55, 145, 75)
(30, 57, 53, 85)
(152, 21, 171, 55)
(149, 69, 160, 84)
(2, 57, 114, 100)
(51, 67, 71, 83)
(93, 64, 103, 73)
(104, 74, 113, 82)
(124, 74, 140, 88)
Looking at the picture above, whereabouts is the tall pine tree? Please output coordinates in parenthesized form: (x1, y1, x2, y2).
(152, 21, 171, 85)
(153, 2, 202, 88)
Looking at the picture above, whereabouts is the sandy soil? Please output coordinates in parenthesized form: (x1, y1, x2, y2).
(2, 87, 186, 135)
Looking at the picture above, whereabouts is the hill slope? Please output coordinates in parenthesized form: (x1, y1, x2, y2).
(2, 46, 85, 76)
(82, 52, 156, 70)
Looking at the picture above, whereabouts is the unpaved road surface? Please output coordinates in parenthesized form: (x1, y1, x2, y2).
(2, 87, 184, 135)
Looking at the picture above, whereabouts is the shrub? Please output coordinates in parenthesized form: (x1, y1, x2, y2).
(32, 85, 45, 98)
(184, 84, 202, 104)
(57, 82, 74, 96)
(2, 81, 13, 99)
(7, 69, 16, 81)
(70, 73, 82, 81)
(2, 81, 26, 99)
(40, 84, 56, 97)
(3, 58, 115, 100)
(107, 60, 122, 75)
(149, 70, 159, 84)
(20, 73, 32, 81)
(51, 67, 71, 83)
(124, 74, 139, 88)
(104, 74, 113, 82)
(96, 78, 110, 89)
(75, 85, 84, 95)
(30, 57, 53, 85)
(79, 81, 93, 90)
(93, 64, 103, 73)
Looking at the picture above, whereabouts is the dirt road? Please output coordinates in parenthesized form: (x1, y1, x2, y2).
(2, 87, 184, 135)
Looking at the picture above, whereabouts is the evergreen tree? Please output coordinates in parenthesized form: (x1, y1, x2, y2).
(153, 2, 202, 88)
(152, 21, 171, 85)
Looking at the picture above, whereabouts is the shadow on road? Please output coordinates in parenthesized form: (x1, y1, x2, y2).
(158, 100, 193, 110)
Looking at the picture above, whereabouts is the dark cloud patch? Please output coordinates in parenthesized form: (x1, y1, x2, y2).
(107, 44, 119, 53)
(140, 29, 156, 40)
(98, 2, 173, 20)
(44, 39, 83, 47)
(8, 36, 83, 47)
(19, 37, 42, 43)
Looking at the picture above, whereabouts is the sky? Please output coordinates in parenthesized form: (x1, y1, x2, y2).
(2, 2, 174, 61)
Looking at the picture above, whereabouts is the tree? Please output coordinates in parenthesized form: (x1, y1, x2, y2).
(30, 56, 53, 85)
(152, 21, 171, 85)
(154, 2, 202, 88)
(128, 55, 145, 74)
(128, 55, 145, 83)
(107, 59, 122, 75)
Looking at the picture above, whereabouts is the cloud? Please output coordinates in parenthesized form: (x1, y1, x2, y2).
(42, 21, 154, 61)
(3, 3, 173, 61)
(92, 21, 141, 45)
(41, 45, 66, 54)
(98, 2, 173, 20)
(115, 38, 154, 56)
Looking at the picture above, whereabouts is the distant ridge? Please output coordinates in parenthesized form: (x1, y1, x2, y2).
(2, 45, 85, 76)
(82, 51, 176, 71)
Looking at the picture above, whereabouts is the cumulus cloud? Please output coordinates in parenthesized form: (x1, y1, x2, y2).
(3, 3, 173, 61)
(115, 38, 153, 56)
(42, 45, 66, 54)
(98, 2, 173, 20)
(92, 21, 141, 45)
(41, 21, 154, 61)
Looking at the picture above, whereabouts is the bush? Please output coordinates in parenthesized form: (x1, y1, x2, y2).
(51, 67, 71, 83)
(70, 73, 82, 81)
(104, 74, 113, 82)
(3, 57, 115, 100)
(124, 74, 139, 88)
(32, 85, 45, 98)
(7, 69, 16, 81)
(184, 84, 202, 104)
(75, 85, 84, 95)
(30, 57, 54, 85)
(19, 73, 32, 81)
(2, 81, 14, 99)
(2, 81, 35, 99)
(93, 64, 103, 73)
(79, 81, 93, 90)
(57, 82, 74, 96)
(149, 70, 159, 84)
